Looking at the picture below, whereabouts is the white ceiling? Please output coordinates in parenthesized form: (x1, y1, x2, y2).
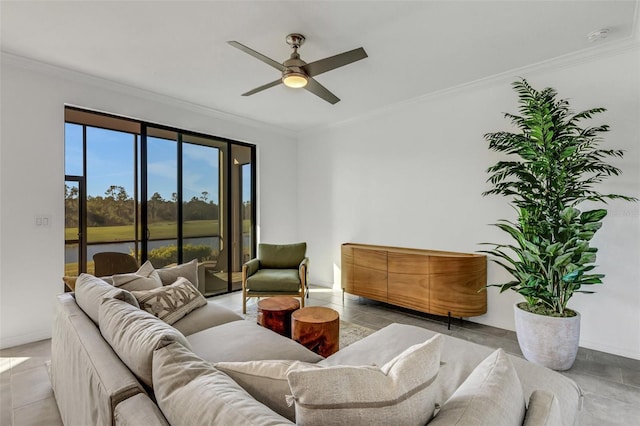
(1, 1, 638, 132)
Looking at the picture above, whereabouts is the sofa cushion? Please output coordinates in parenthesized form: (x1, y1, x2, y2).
(75, 273, 139, 325)
(321, 322, 434, 367)
(429, 348, 526, 426)
(112, 260, 162, 291)
(215, 359, 320, 421)
(99, 297, 191, 388)
(245, 269, 301, 292)
(153, 342, 294, 426)
(100, 275, 114, 285)
(187, 320, 323, 363)
(259, 243, 306, 269)
(155, 259, 199, 288)
(523, 390, 561, 426)
(131, 277, 206, 325)
(287, 333, 443, 426)
(172, 301, 243, 336)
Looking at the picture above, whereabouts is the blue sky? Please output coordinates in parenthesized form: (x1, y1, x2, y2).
(65, 123, 251, 203)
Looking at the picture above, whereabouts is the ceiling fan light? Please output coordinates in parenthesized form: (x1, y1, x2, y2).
(282, 72, 308, 88)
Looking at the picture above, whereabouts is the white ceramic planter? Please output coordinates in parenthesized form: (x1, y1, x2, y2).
(514, 303, 580, 371)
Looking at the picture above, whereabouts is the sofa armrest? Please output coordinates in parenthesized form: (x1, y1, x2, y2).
(52, 294, 145, 426)
(243, 258, 260, 278)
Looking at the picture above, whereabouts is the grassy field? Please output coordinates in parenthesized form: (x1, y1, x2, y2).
(65, 220, 222, 242)
(66, 219, 252, 242)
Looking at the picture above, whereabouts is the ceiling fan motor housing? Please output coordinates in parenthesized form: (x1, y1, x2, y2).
(283, 56, 307, 75)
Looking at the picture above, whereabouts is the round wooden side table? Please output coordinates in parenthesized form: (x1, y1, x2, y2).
(257, 296, 300, 338)
(291, 306, 340, 357)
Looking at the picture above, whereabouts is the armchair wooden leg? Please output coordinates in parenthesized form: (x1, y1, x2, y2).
(242, 291, 247, 314)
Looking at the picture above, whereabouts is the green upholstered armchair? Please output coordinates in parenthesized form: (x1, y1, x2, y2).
(242, 242, 308, 314)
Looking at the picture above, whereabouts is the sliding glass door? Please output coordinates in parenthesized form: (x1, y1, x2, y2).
(232, 144, 255, 291)
(143, 127, 179, 267)
(64, 107, 256, 296)
(179, 134, 228, 296)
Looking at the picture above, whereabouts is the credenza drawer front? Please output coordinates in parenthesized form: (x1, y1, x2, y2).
(387, 252, 429, 275)
(353, 265, 387, 301)
(353, 249, 387, 301)
(354, 249, 387, 271)
(341, 245, 355, 293)
(388, 273, 429, 312)
(342, 245, 354, 263)
(430, 272, 487, 317)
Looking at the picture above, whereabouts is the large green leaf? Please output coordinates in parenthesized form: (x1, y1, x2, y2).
(580, 209, 607, 223)
(561, 207, 580, 224)
(578, 252, 597, 264)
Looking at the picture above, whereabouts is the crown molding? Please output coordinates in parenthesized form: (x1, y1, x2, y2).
(299, 37, 640, 139)
(1, 51, 296, 140)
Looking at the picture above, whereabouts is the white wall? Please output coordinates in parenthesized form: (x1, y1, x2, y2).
(298, 46, 640, 359)
(0, 54, 299, 349)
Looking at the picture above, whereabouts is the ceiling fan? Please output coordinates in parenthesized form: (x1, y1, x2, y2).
(228, 34, 367, 104)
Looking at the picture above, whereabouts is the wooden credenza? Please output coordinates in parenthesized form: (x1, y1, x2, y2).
(341, 243, 487, 319)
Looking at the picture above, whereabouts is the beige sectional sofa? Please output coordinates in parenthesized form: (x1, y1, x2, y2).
(51, 273, 582, 426)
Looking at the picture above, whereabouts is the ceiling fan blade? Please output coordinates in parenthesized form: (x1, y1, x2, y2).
(304, 77, 340, 104)
(228, 41, 286, 72)
(302, 47, 368, 77)
(242, 79, 282, 96)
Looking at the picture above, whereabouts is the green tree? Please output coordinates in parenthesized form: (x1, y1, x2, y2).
(149, 192, 164, 221)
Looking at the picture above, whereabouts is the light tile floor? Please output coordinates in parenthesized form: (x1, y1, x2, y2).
(1, 286, 639, 425)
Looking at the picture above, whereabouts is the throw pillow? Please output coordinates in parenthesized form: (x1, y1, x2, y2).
(74, 273, 139, 324)
(112, 260, 162, 291)
(523, 390, 561, 426)
(99, 275, 114, 285)
(132, 277, 206, 325)
(428, 348, 526, 426)
(153, 342, 294, 426)
(287, 333, 443, 426)
(155, 259, 199, 288)
(215, 359, 321, 421)
(98, 297, 191, 388)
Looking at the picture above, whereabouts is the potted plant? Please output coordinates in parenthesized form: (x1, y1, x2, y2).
(482, 79, 636, 370)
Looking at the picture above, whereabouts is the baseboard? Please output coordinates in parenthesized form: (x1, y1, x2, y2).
(0, 328, 52, 350)
(309, 281, 333, 289)
(579, 338, 640, 361)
